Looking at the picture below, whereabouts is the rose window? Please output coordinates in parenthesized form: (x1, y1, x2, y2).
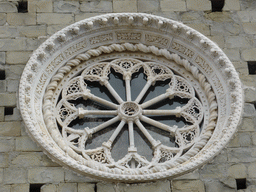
(19, 13, 243, 182)
(55, 58, 204, 170)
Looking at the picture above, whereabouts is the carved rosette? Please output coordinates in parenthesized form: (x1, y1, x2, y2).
(19, 13, 243, 182)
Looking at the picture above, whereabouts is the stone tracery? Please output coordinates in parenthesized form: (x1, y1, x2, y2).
(19, 13, 243, 182)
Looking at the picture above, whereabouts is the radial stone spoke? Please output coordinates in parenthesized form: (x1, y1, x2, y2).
(104, 82, 124, 104)
(104, 120, 126, 148)
(140, 93, 168, 109)
(128, 121, 135, 149)
(89, 94, 119, 109)
(78, 108, 118, 118)
(91, 116, 121, 134)
(143, 109, 180, 116)
(125, 79, 132, 101)
(135, 119, 161, 149)
(135, 80, 152, 103)
(140, 115, 177, 133)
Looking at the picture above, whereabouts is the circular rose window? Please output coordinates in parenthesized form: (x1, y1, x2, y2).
(19, 13, 243, 182)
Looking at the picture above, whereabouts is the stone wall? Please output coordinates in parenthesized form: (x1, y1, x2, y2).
(0, 0, 256, 191)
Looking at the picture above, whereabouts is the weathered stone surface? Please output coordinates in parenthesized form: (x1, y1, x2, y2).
(41, 184, 57, 192)
(97, 181, 171, 192)
(0, 138, 14, 152)
(181, 12, 204, 23)
(113, 0, 137, 12)
(187, 23, 210, 36)
(172, 180, 205, 192)
(0, 13, 6, 26)
(65, 170, 96, 183)
(223, 48, 241, 61)
(28, 0, 53, 13)
(205, 12, 233, 23)
(5, 65, 25, 80)
(0, 26, 18, 38)
(160, 0, 186, 12)
(228, 148, 256, 163)
(57, 183, 77, 192)
(205, 180, 236, 192)
(10, 152, 42, 167)
(0, 153, 8, 168)
(220, 177, 237, 189)
(3, 168, 27, 184)
(248, 162, 256, 178)
(228, 164, 247, 178)
(0, 122, 21, 137)
(244, 87, 256, 103)
(0, 107, 4, 122)
(223, 0, 241, 11)
(237, 11, 250, 22)
(243, 103, 256, 117)
(208, 35, 225, 48)
(241, 48, 256, 61)
(0, 39, 26, 51)
(0, 94, 16, 107)
(37, 13, 74, 25)
(138, 0, 159, 12)
(187, 0, 211, 11)
(28, 167, 64, 183)
(243, 23, 256, 35)
(78, 183, 95, 192)
(174, 170, 200, 180)
(0, 2, 17, 13)
(0, 81, 5, 93)
(211, 22, 241, 36)
(81, 1, 112, 13)
(225, 36, 251, 48)
(253, 133, 256, 146)
(6, 80, 19, 93)
(11, 184, 29, 192)
(0, 184, 11, 192)
(18, 26, 47, 38)
(0, 52, 4, 65)
(6, 51, 32, 65)
(74, 13, 102, 22)
(15, 136, 41, 152)
(54, 1, 79, 13)
(7, 13, 36, 26)
(0, 169, 3, 183)
(211, 149, 228, 163)
(199, 164, 228, 179)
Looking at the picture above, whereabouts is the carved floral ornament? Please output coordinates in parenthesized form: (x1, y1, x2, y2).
(19, 13, 243, 182)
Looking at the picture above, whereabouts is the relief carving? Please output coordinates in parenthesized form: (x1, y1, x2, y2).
(116, 32, 141, 40)
(64, 40, 87, 58)
(90, 33, 113, 45)
(145, 34, 169, 47)
(195, 56, 213, 75)
(172, 41, 195, 58)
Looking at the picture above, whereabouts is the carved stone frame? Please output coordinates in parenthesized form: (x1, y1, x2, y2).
(19, 13, 243, 182)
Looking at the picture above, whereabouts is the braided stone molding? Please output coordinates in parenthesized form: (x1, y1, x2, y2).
(19, 13, 243, 182)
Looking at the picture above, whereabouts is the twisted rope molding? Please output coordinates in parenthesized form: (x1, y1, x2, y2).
(19, 13, 243, 181)
(43, 43, 217, 177)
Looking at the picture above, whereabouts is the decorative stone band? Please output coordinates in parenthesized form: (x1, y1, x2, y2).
(43, 42, 215, 178)
(19, 13, 243, 182)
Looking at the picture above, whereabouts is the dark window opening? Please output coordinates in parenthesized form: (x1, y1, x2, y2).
(236, 178, 247, 190)
(210, 0, 225, 12)
(4, 107, 14, 116)
(248, 61, 256, 75)
(18, 1, 28, 13)
(0, 70, 5, 80)
(30, 184, 44, 192)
